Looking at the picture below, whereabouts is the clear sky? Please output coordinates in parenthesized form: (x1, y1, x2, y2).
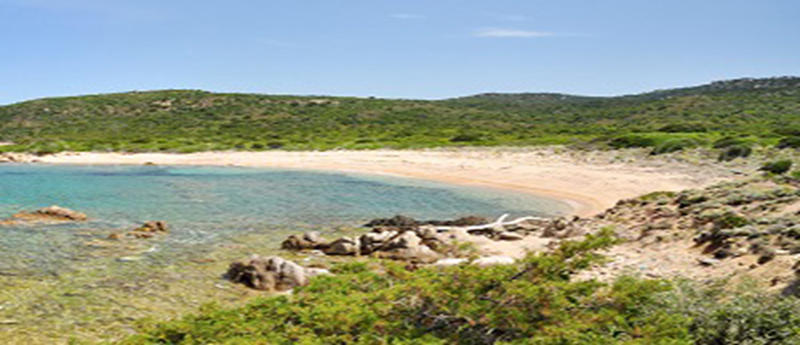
(1, 0, 798, 105)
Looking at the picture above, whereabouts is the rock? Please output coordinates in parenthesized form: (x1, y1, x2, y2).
(378, 245, 440, 263)
(282, 231, 329, 251)
(10, 205, 88, 222)
(306, 268, 332, 277)
(128, 231, 155, 239)
(364, 215, 419, 228)
(432, 258, 468, 266)
(697, 258, 720, 267)
(303, 231, 323, 243)
(425, 216, 489, 226)
(497, 232, 524, 241)
(392, 231, 422, 249)
(138, 221, 169, 232)
(359, 230, 398, 254)
(227, 255, 321, 291)
(107, 233, 124, 240)
(227, 257, 277, 291)
(324, 237, 361, 256)
(278, 260, 308, 288)
(473, 256, 515, 266)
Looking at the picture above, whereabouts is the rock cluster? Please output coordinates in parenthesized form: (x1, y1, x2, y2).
(280, 215, 575, 264)
(226, 255, 329, 291)
(107, 221, 170, 240)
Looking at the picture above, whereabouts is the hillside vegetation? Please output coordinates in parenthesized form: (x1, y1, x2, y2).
(0, 77, 799, 153)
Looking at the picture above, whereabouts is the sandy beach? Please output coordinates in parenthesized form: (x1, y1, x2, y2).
(29, 148, 734, 217)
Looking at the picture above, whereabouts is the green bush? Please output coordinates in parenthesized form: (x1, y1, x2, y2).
(650, 138, 699, 155)
(777, 136, 800, 149)
(608, 134, 658, 149)
(718, 145, 752, 162)
(657, 122, 709, 133)
(713, 136, 749, 149)
(760, 160, 793, 175)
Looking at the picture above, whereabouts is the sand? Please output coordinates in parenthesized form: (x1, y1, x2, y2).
(31, 148, 734, 217)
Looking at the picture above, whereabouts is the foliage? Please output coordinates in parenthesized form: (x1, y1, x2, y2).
(0, 77, 798, 153)
(120, 230, 695, 344)
(658, 281, 800, 345)
(778, 136, 800, 149)
(650, 138, 701, 155)
(760, 160, 794, 175)
(718, 145, 753, 162)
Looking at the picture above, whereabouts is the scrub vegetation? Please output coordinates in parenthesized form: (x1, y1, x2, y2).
(0, 77, 798, 154)
(121, 230, 800, 345)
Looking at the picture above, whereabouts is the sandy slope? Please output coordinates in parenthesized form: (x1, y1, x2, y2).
(32, 148, 732, 217)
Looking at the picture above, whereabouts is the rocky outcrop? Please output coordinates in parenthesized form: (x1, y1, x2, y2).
(226, 255, 329, 291)
(7, 205, 88, 223)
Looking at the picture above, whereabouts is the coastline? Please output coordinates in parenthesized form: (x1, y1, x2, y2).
(25, 148, 734, 217)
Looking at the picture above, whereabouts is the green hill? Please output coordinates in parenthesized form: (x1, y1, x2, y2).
(0, 77, 799, 153)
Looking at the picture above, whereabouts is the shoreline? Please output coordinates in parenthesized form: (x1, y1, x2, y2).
(20, 148, 735, 217)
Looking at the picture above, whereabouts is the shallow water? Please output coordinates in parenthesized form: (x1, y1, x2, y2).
(0, 164, 569, 275)
(0, 164, 570, 342)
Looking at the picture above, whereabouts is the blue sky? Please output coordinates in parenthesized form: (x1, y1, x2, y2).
(0, 0, 798, 104)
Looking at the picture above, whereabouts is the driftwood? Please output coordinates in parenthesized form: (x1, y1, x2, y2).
(435, 214, 546, 233)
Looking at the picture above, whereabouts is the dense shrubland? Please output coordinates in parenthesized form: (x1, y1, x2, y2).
(0, 77, 798, 154)
(118, 230, 800, 344)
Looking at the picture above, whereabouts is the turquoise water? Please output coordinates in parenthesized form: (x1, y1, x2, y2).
(0, 164, 570, 275)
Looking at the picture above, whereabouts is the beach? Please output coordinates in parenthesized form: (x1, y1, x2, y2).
(31, 148, 734, 217)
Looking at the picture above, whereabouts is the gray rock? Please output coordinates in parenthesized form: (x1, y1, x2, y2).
(279, 260, 308, 288)
(497, 232, 524, 241)
(324, 237, 361, 256)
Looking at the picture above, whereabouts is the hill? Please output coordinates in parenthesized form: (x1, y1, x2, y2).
(0, 77, 799, 153)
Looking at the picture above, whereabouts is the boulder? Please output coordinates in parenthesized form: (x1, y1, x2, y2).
(226, 256, 278, 291)
(378, 245, 440, 263)
(281, 231, 329, 251)
(497, 232, 524, 241)
(278, 260, 308, 289)
(226, 255, 318, 291)
(360, 230, 398, 254)
(324, 237, 361, 256)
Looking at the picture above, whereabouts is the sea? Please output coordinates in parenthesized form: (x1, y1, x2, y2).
(0, 164, 570, 341)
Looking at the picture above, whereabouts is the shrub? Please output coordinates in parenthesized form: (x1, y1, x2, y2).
(650, 138, 699, 155)
(608, 134, 657, 149)
(713, 136, 748, 149)
(777, 136, 800, 149)
(718, 145, 752, 162)
(657, 281, 800, 345)
(450, 132, 486, 143)
(760, 160, 793, 175)
(657, 122, 709, 133)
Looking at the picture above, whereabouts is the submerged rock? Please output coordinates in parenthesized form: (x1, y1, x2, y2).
(8, 205, 88, 222)
(137, 221, 169, 232)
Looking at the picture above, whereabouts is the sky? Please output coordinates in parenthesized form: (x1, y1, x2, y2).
(0, 0, 798, 105)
